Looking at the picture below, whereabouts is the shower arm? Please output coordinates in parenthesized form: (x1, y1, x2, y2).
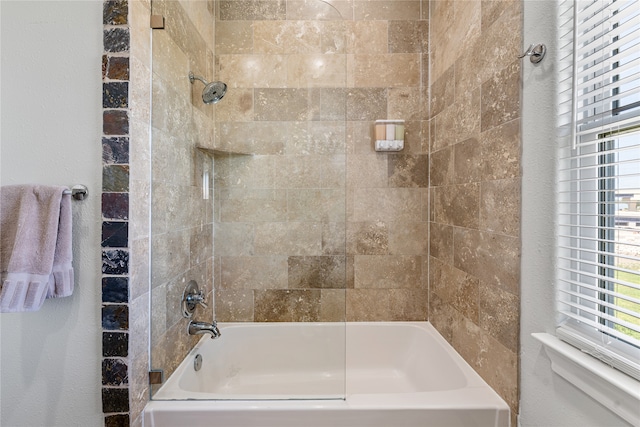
(189, 72, 208, 86)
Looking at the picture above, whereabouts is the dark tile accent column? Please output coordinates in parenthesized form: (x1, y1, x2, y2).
(102, 0, 131, 425)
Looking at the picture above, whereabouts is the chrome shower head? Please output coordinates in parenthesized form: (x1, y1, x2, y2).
(188, 72, 227, 104)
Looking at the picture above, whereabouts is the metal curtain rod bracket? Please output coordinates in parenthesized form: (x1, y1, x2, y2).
(63, 184, 88, 201)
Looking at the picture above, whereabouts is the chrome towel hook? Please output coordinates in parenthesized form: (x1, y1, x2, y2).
(519, 43, 546, 64)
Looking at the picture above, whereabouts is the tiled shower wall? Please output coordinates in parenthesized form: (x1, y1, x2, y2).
(427, 0, 522, 420)
(212, 0, 430, 322)
(118, 0, 523, 424)
(147, 0, 217, 402)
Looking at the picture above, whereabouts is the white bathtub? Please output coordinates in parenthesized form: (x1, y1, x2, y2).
(144, 322, 510, 427)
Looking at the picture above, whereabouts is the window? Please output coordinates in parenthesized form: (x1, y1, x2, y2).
(557, 0, 640, 380)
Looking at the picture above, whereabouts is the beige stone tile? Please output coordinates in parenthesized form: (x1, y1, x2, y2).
(288, 256, 347, 288)
(429, 256, 479, 323)
(346, 288, 427, 321)
(215, 20, 253, 54)
(320, 289, 346, 321)
(287, 0, 353, 20)
(347, 221, 389, 255)
(220, 256, 288, 289)
(481, 60, 521, 132)
(453, 228, 520, 294)
(388, 154, 429, 188)
(433, 88, 480, 152)
(353, 188, 423, 222)
(212, 88, 254, 122)
(287, 188, 346, 222)
(353, 1, 421, 21)
(214, 222, 255, 256)
(451, 317, 519, 412)
(346, 88, 387, 121)
(347, 121, 375, 154)
(286, 121, 346, 155)
(254, 289, 321, 321)
(430, 146, 453, 187)
(388, 221, 428, 255)
(254, 221, 323, 255)
(322, 222, 347, 255)
(215, 289, 254, 321)
(255, 88, 312, 120)
(388, 87, 426, 121)
(429, 64, 454, 119)
(253, 21, 322, 54)
(479, 281, 519, 352)
(286, 54, 347, 88)
(429, 222, 453, 263)
(431, 183, 480, 228)
(347, 154, 388, 189)
(219, 188, 287, 222)
(480, 178, 521, 237)
(218, 0, 286, 21)
(480, 118, 521, 180)
(352, 54, 420, 87)
(354, 255, 423, 288)
(214, 122, 287, 154)
(347, 21, 388, 54)
(217, 54, 287, 88)
(216, 154, 275, 188)
(453, 137, 482, 184)
(388, 20, 428, 53)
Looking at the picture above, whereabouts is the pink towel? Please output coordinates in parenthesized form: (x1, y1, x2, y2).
(0, 185, 74, 312)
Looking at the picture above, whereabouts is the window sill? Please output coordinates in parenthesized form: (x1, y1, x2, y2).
(532, 333, 640, 426)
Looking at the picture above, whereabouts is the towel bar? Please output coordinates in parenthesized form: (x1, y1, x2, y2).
(63, 185, 88, 201)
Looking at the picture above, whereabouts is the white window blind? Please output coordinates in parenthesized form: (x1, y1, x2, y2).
(557, 0, 640, 380)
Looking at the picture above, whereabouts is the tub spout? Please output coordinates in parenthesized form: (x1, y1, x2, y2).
(188, 320, 221, 339)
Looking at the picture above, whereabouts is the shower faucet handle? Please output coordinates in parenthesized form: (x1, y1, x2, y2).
(181, 280, 208, 318)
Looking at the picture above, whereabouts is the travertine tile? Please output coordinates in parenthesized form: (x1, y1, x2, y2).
(220, 256, 288, 289)
(388, 221, 428, 255)
(352, 54, 421, 88)
(254, 21, 322, 54)
(480, 119, 521, 180)
(217, 54, 287, 88)
(287, 0, 353, 20)
(214, 289, 254, 321)
(454, 137, 482, 184)
(353, 188, 423, 222)
(214, 222, 255, 256)
(428, 222, 453, 263)
(479, 281, 519, 352)
(320, 289, 346, 321)
(287, 189, 346, 222)
(288, 256, 347, 288)
(215, 20, 253, 54)
(431, 183, 480, 228)
(218, 0, 286, 21)
(430, 257, 479, 323)
(346, 88, 387, 121)
(480, 178, 521, 237)
(347, 21, 388, 54)
(254, 289, 321, 321)
(388, 20, 428, 53)
(347, 221, 389, 255)
(347, 154, 388, 189)
(219, 189, 287, 222)
(353, 255, 423, 288)
(388, 87, 426, 121)
(430, 146, 453, 187)
(254, 222, 323, 255)
(353, 1, 421, 21)
(388, 154, 429, 188)
(481, 60, 521, 132)
(453, 228, 520, 294)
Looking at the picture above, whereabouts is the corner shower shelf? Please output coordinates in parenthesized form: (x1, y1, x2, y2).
(196, 145, 253, 157)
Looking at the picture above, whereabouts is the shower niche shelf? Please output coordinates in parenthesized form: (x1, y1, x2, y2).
(196, 145, 253, 157)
